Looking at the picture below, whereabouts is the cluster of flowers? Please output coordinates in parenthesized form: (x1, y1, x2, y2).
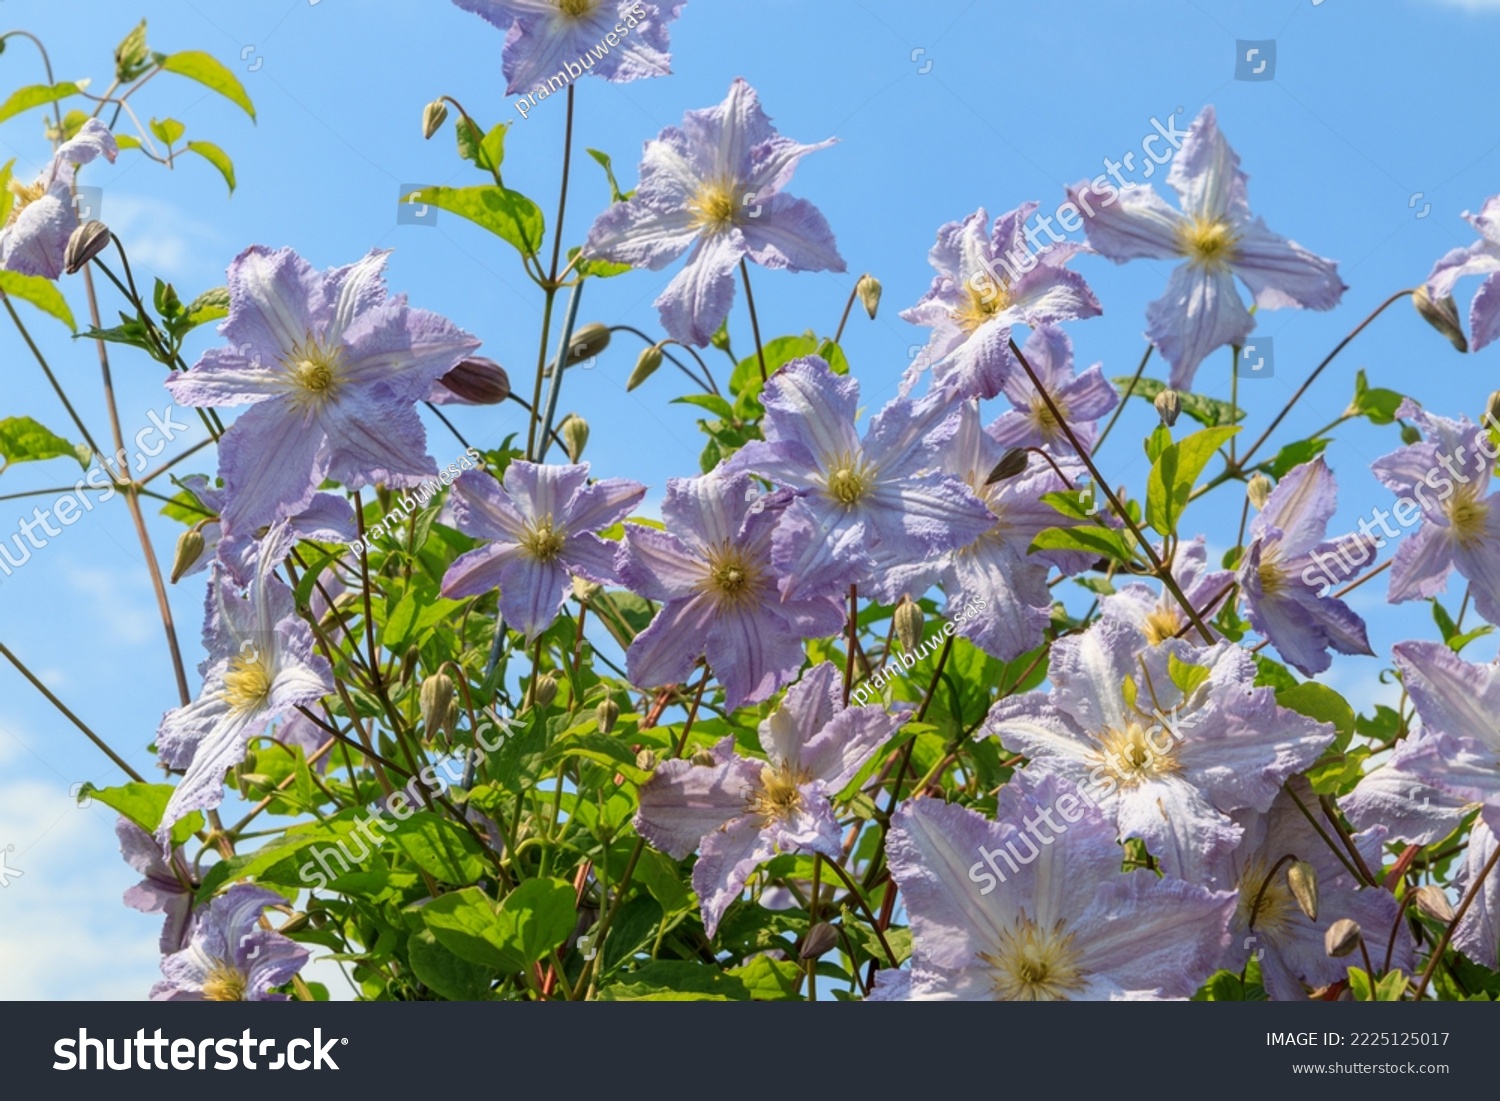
(21, 0, 1482, 1000)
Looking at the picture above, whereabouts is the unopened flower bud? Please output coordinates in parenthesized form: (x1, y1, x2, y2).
(438, 357, 509, 405)
(170, 528, 206, 584)
(985, 448, 1029, 485)
(635, 747, 657, 771)
(627, 343, 665, 391)
(1154, 388, 1182, 428)
(1485, 390, 1500, 430)
(1324, 917, 1362, 958)
(595, 697, 619, 734)
(420, 674, 457, 737)
(530, 672, 558, 710)
(566, 321, 611, 366)
(1412, 286, 1468, 353)
(64, 220, 112, 275)
(690, 747, 717, 767)
(894, 598, 924, 654)
(422, 99, 449, 140)
(856, 274, 881, 320)
(800, 921, 840, 960)
(1411, 884, 1455, 924)
(572, 576, 602, 602)
(560, 414, 589, 462)
(1287, 860, 1318, 922)
(1247, 474, 1273, 511)
(399, 645, 421, 685)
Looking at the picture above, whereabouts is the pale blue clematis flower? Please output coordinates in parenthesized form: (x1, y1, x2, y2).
(0, 119, 117, 279)
(1426, 195, 1500, 351)
(634, 663, 902, 937)
(1068, 106, 1345, 391)
(881, 771, 1234, 1000)
(583, 78, 844, 346)
(151, 884, 309, 1001)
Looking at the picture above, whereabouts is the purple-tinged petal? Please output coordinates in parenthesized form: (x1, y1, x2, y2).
(655, 229, 745, 346)
(1146, 262, 1254, 392)
(635, 748, 763, 859)
(694, 816, 778, 938)
(1231, 217, 1345, 312)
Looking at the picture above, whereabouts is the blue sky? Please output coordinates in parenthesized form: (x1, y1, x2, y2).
(1, 0, 1498, 999)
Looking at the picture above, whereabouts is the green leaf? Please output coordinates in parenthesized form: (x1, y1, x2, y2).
(402, 185, 544, 257)
(407, 929, 494, 1000)
(0, 82, 84, 126)
(387, 812, 487, 885)
(586, 147, 629, 202)
(79, 781, 200, 845)
(0, 270, 76, 331)
(1167, 652, 1211, 698)
(596, 960, 747, 1001)
(634, 848, 692, 916)
(545, 730, 653, 784)
(156, 51, 256, 120)
(0, 416, 85, 470)
(185, 140, 235, 193)
(421, 888, 518, 970)
(1115, 375, 1245, 427)
(672, 393, 735, 419)
(1145, 424, 1173, 463)
(1275, 682, 1356, 740)
(729, 333, 848, 404)
(480, 123, 508, 173)
(1030, 524, 1134, 565)
(1146, 425, 1239, 536)
(0, 159, 14, 225)
(1349, 369, 1404, 426)
(149, 117, 185, 146)
(1376, 969, 1409, 1001)
(499, 877, 576, 968)
(726, 956, 802, 1000)
(565, 244, 631, 279)
(1260, 437, 1330, 480)
(177, 286, 230, 333)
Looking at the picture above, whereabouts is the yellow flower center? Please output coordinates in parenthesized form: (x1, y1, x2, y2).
(950, 275, 1012, 334)
(688, 178, 741, 233)
(700, 542, 762, 610)
(520, 516, 568, 562)
(222, 649, 273, 713)
(1238, 857, 1300, 940)
(749, 764, 807, 823)
(1257, 557, 1286, 598)
(1447, 493, 1490, 550)
(980, 915, 1087, 1001)
(201, 961, 249, 1002)
(1178, 216, 1239, 272)
(1030, 397, 1066, 442)
(5, 178, 46, 223)
(1142, 608, 1182, 646)
(1094, 720, 1178, 787)
(823, 451, 878, 507)
(283, 338, 345, 408)
(557, 0, 598, 17)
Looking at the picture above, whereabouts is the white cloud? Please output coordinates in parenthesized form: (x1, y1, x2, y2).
(97, 194, 225, 284)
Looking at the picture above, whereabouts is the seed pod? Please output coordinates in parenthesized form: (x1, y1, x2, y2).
(560, 414, 589, 463)
(420, 674, 457, 737)
(894, 598, 924, 654)
(1412, 286, 1468, 353)
(627, 343, 665, 391)
(1247, 473, 1273, 511)
(690, 747, 717, 767)
(422, 99, 449, 140)
(1324, 917, 1362, 958)
(64, 220, 112, 275)
(1287, 860, 1318, 922)
(566, 322, 611, 366)
(1154, 388, 1182, 428)
(595, 697, 619, 734)
(437, 356, 510, 404)
(800, 922, 841, 960)
(985, 448, 1029, 484)
(399, 645, 421, 685)
(170, 528, 207, 584)
(856, 274, 881, 320)
(531, 671, 558, 710)
(1411, 884, 1456, 924)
